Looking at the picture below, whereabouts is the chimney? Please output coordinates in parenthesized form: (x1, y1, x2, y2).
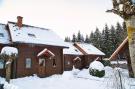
(17, 16, 23, 28)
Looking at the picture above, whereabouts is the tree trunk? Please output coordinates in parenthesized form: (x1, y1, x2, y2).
(125, 49, 134, 77)
(126, 16, 135, 77)
(5, 59, 12, 83)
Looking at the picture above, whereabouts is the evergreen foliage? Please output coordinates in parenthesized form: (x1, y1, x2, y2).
(64, 22, 127, 57)
(89, 68, 105, 78)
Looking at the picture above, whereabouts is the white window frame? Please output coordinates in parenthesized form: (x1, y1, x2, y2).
(39, 58, 45, 67)
(0, 60, 4, 69)
(25, 58, 32, 68)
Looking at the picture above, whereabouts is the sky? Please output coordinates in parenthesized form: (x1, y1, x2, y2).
(0, 0, 123, 39)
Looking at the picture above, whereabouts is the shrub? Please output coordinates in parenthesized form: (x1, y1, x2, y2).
(89, 68, 105, 78)
(89, 61, 105, 77)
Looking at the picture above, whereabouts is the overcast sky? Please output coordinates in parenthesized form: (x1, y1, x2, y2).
(0, 0, 123, 39)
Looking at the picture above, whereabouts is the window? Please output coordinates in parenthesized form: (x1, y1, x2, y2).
(67, 61, 70, 65)
(0, 33, 4, 38)
(39, 58, 45, 67)
(25, 58, 32, 68)
(28, 33, 36, 38)
(53, 59, 56, 67)
(0, 60, 4, 69)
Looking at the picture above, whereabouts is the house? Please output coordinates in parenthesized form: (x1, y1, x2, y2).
(63, 42, 84, 71)
(74, 43, 105, 68)
(0, 23, 11, 77)
(109, 37, 134, 77)
(0, 16, 68, 78)
(64, 42, 105, 70)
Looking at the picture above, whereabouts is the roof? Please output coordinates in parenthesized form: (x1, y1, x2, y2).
(37, 48, 55, 57)
(109, 37, 128, 60)
(7, 22, 68, 47)
(63, 42, 83, 55)
(0, 23, 10, 44)
(74, 43, 105, 56)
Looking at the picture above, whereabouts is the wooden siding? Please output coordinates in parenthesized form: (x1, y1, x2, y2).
(13, 44, 63, 78)
(64, 55, 84, 71)
(84, 55, 102, 68)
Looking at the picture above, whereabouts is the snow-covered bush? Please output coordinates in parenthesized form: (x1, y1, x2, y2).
(89, 61, 105, 77)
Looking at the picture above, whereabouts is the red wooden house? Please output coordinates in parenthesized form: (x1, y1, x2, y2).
(74, 43, 105, 68)
(63, 42, 84, 71)
(0, 16, 68, 78)
(64, 42, 105, 70)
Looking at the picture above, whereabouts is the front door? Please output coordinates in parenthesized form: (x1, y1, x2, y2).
(38, 58, 45, 77)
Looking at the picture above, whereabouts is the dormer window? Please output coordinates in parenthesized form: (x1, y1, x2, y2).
(0, 33, 4, 38)
(28, 33, 36, 38)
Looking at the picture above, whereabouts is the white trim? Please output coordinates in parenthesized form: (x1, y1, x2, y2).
(73, 57, 81, 61)
(37, 48, 55, 58)
(37, 48, 47, 57)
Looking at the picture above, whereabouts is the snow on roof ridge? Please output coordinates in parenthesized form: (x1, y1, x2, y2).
(75, 42, 105, 55)
(8, 21, 49, 31)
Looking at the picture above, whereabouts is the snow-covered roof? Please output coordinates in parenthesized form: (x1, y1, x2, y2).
(7, 22, 68, 47)
(1, 46, 18, 55)
(75, 43, 105, 55)
(63, 42, 83, 55)
(0, 23, 10, 44)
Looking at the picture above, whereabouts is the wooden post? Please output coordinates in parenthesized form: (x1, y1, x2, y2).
(126, 16, 135, 77)
(5, 59, 12, 83)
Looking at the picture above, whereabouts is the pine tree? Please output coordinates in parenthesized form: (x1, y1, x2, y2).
(115, 22, 123, 46)
(93, 27, 102, 49)
(81, 35, 84, 42)
(65, 37, 68, 42)
(85, 35, 90, 43)
(77, 30, 81, 42)
(65, 37, 71, 42)
(110, 25, 117, 54)
(72, 34, 77, 42)
(102, 24, 111, 57)
(64, 22, 126, 58)
(89, 31, 94, 44)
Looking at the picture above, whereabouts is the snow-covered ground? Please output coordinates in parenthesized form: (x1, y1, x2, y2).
(1, 67, 135, 89)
